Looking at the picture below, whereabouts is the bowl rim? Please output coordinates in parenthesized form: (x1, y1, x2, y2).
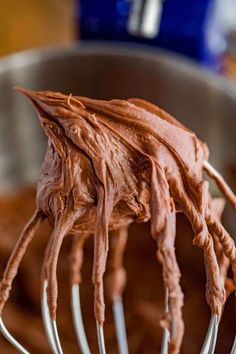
(0, 41, 236, 99)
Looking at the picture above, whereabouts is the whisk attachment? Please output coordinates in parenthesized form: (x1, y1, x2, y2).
(41, 280, 63, 354)
(71, 283, 91, 354)
(0, 317, 30, 354)
(112, 296, 129, 354)
(1, 83, 236, 354)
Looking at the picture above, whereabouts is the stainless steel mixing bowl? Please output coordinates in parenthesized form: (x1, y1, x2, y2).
(0, 42, 236, 231)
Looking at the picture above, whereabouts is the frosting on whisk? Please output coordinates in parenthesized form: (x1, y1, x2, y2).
(0, 88, 235, 354)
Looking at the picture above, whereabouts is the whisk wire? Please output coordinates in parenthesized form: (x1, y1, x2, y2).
(41, 280, 63, 354)
(207, 315, 218, 354)
(160, 287, 170, 354)
(96, 321, 106, 354)
(71, 284, 91, 354)
(200, 314, 218, 354)
(112, 296, 129, 354)
(0, 317, 30, 354)
(51, 320, 63, 354)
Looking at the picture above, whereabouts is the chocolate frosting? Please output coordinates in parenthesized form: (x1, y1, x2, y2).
(0, 88, 236, 354)
(0, 189, 235, 354)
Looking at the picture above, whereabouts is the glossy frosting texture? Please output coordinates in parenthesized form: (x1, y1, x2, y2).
(0, 88, 235, 354)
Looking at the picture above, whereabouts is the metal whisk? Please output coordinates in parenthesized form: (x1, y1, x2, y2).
(0, 83, 236, 354)
(0, 260, 235, 354)
(0, 163, 235, 354)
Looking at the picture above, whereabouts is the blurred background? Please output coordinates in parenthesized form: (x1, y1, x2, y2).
(0, 0, 74, 56)
(1, 0, 236, 78)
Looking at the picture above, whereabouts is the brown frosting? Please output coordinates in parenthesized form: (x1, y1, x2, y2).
(0, 188, 235, 354)
(0, 88, 236, 354)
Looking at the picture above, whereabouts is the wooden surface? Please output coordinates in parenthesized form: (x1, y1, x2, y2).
(0, 0, 75, 56)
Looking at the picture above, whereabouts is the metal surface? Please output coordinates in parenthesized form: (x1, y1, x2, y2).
(112, 297, 129, 354)
(200, 314, 219, 354)
(71, 284, 91, 354)
(96, 322, 106, 354)
(127, 0, 164, 38)
(160, 287, 170, 354)
(41, 280, 63, 354)
(0, 318, 30, 354)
